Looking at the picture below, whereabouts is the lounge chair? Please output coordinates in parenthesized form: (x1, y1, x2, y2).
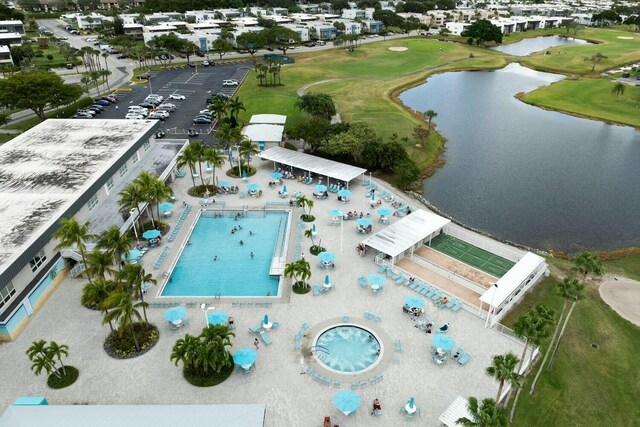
(420, 286, 431, 295)
(302, 322, 310, 330)
(375, 315, 382, 323)
(272, 321, 279, 329)
(395, 275, 407, 285)
(458, 351, 471, 366)
(431, 291, 443, 301)
(351, 381, 359, 390)
(446, 299, 456, 309)
(249, 324, 262, 334)
(313, 284, 320, 296)
(343, 315, 349, 322)
(357, 276, 368, 288)
(378, 264, 387, 273)
(259, 330, 272, 345)
(452, 301, 464, 312)
(385, 268, 394, 278)
(453, 347, 464, 360)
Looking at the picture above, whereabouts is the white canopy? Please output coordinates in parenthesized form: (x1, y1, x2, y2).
(249, 114, 287, 125)
(438, 396, 473, 426)
(480, 252, 546, 307)
(259, 146, 367, 183)
(242, 124, 284, 143)
(362, 209, 450, 258)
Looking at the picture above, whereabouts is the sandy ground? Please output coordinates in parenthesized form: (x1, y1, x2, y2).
(388, 47, 409, 51)
(414, 247, 497, 287)
(599, 277, 640, 326)
(617, 36, 634, 39)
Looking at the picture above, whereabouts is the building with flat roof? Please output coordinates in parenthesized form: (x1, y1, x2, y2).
(0, 120, 188, 341)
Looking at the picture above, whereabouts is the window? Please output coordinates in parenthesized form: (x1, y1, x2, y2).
(105, 177, 114, 194)
(0, 281, 16, 309)
(87, 194, 99, 211)
(29, 250, 47, 273)
(119, 163, 128, 177)
(143, 140, 150, 151)
(132, 152, 140, 164)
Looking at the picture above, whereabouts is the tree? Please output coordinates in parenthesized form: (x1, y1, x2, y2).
(209, 96, 229, 120)
(263, 26, 301, 55)
(212, 39, 234, 61)
(456, 397, 508, 427)
(85, 249, 116, 281)
(116, 264, 156, 325)
(10, 44, 34, 65)
(334, 34, 361, 50)
(112, 15, 125, 36)
(401, 16, 421, 35)
(373, 10, 404, 27)
(295, 195, 315, 217)
(47, 341, 69, 376)
(202, 146, 226, 186)
(295, 93, 337, 119)
(585, 53, 607, 72)
(304, 228, 316, 246)
(284, 258, 312, 288)
(227, 97, 246, 128)
(134, 171, 159, 224)
(236, 32, 265, 57)
(424, 109, 438, 126)
(485, 352, 522, 403)
(170, 325, 235, 378)
(547, 278, 585, 368)
(0, 71, 83, 121)
(323, 121, 378, 164)
(287, 118, 332, 152)
(461, 20, 503, 45)
(53, 218, 94, 282)
(119, 182, 146, 225)
(103, 291, 145, 352)
(97, 226, 133, 271)
(26, 340, 69, 379)
(238, 139, 259, 169)
(571, 251, 604, 281)
(177, 143, 201, 189)
(82, 279, 117, 331)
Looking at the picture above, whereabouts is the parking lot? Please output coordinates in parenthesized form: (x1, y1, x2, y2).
(92, 62, 253, 146)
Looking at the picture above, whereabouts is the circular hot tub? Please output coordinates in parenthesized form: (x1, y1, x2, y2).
(313, 325, 382, 374)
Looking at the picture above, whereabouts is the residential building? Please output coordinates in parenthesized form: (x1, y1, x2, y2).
(0, 32, 22, 47)
(0, 45, 12, 65)
(0, 20, 24, 35)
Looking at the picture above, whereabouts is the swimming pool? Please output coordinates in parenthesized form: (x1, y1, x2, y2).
(314, 325, 381, 374)
(160, 210, 289, 297)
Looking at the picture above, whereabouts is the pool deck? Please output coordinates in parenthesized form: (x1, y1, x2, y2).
(0, 160, 526, 426)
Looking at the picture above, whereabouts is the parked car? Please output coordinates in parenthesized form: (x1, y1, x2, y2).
(169, 94, 186, 100)
(187, 62, 196, 68)
(266, 46, 274, 51)
(157, 103, 176, 111)
(116, 53, 128, 59)
(74, 112, 93, 119)
(90, 104, 104, 111)
(202, 60, 210, 66)
(94, 99, 110, 106)
(199, 109, 213, 116)
(147, 112, 166, 120)
(188, 129, 199, 137)
(194, 114, 212, 121)
(101, 96, 117, 103)
(222, 79, 239, 86)
(86, 106, 102, 114)
(76, 109, 95, 116)
(304, 42, 316, 47)
(66, 63, 75, 69)
(86, 37, 97, 42)
(139, 102, 155, 109)
(215, 92, 230, 99)
(193, 117, 212, 124)
(622, 73, 631, 78)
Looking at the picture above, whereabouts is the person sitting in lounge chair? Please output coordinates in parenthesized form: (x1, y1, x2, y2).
(439, 296, 449, 306)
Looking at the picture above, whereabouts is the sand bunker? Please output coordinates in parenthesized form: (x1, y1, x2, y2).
(617, 36, 634, 40)
(388, 46, 408, 52)
(599, 278, 640, 326)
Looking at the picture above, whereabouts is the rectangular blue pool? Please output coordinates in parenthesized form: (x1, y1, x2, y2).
(160, 210, 289, 297)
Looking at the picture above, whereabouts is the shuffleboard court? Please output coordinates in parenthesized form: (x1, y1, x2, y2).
(429, 234, 515, 277)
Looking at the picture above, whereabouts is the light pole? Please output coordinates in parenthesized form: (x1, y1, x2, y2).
(484, 283, 498, 328)
(201, 303, 215, 328)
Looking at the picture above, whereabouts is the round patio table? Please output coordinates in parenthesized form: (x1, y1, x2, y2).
(172, 319, 182, 326)
(371, 284, 380, 291)
(323, 282, 332, 289)
(405, 404, 416, 414)
(263, 322, 273, 330)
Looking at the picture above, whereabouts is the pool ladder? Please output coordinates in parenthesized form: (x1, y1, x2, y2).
(309, 345, 329, 355)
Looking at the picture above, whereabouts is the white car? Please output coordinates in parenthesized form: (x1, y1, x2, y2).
(169, 94, 186, 100)
(125, 113, 144, 120)
(154, 110, 170, 118)
(222, 79, 239, 86)
(147, 112, 166, 120)
(86, 37, 97, 42)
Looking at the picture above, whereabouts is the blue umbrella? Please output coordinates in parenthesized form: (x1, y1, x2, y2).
(314, 184, 327, 193)
(337, 189, 352, 198)
(159, 202, 173, 212)
(233, 348, 257, 366)
(356, 218, 372, 227)
(163, 306, 187, 323)
(283, 185, 288, 193)
(218, 181, 231, 187)
(333, 390, 361, 414)
(328, 209, 343, 217)
(271, 172, 283, 179)
(263, 314, 269, 325)
(142, 229, 161, 239)
(408, 397, 415, 410)
(318, 251, 336, 262)
(242, 170, 247, 178)
(432, 333, 455, 351)
(366, 274, 385, 286)
(378, 208, 393, 216)
(247, 183, 260, 191)
(371, 193, 375, 202)
(324, 275, 330, 285)
(312, 223, 317, 235)
(405, 295, 426, 309)
(121, 249, 142, 261)
(207, 311, 229, 325)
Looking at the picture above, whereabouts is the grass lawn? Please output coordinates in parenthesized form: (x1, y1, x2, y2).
(4, 97, 93, 132)
(236, 37, 506, 171)
(503, 257, 640, 426)
(0, 133, 17, 144)
(523, 77, 640, 127)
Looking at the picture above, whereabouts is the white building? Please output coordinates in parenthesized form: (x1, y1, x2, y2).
(0, 45, 12, 65)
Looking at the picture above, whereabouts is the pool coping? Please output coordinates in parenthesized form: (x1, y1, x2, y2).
(312, 323, 383, 376)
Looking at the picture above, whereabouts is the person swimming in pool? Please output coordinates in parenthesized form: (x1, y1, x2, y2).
(250, 251, 255, 258)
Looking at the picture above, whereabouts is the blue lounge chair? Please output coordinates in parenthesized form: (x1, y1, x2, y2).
(313, 284, 320, 296)
(395, 276, 407, 285)
(431, 291, 443, 301)
(375, 315, 382, 323)
(249, 324, 262, 334)
(378, 264, 387, 273)
(351, 381, 359, 389)
(272, 321, 279, 329)
(446, 299, 456, 309)
(420, 286, 431, 295)
(375, 373, 383, 382)
(259, 330, 272, 345)
(358, 276, 368, 287)
(385, 268, 394, 278)
(302, 322, 310, 330)
(458, 351, 472, 365)
(452, 301, 464, 312)
(453, 347, 464, 360)
(343, 315, 349, 322)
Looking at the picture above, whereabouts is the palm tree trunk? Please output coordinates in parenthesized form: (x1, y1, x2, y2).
(79, 249, 93, 285)
(190, 164, 196, 188)
(518, 338, 529, 371)
(130, 321, 141, 351)
(530, 310, 565, 395)
(509, 384, 524, 422)
(548, 301, 577, 369)
(198, 162, 205, 186)
(104, 311, 114, 332)
(139, 289, 149, 324)
(496, 380, 505, 403)
(57, 355, 66, 375)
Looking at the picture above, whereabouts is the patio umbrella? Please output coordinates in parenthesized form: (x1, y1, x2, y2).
(324, 275, 330, 285)
(314, 184, 327, 193)
(242, 170, 247, 178)
(366, 274, 385, 286)
(356, 218, 372, 227)
(378, 208, 393, 216)
(271, 172, 283, 179)
(371, 193, 375, 202)
(337, 189, 352, 198)
(159, 202, 174, 212)
(263, 314, 269, 326)
(247, 183, 260, 191)
(432, 333, 455, 351)
(333, 390, 361, 415)
(318, 251, 336, 262)
(207, 311, 229, 326)
(282, 185, 288, 193)
(142, 229, 161, 239)
(121, 249, 142, 261)
(163, 306, 187, 323)
(408, 397, 415, 410)
(328, 209, 343, 217)
(218, 181, 231, 188)
(404, 295, 426, 309)
(312, 223, 317, 235)
(233, 348, 257, 366)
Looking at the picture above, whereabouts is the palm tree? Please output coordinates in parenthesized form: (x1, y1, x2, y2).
(134, 171, 159, 225)
(148, 177, 171, 221)
(227, 97, 246, 127)
(116, 264, 156, 325)
(97, 226, 132, 271)
(101, 52, 111, 92)
(238, 138, 259, 169)
(197, 325, 235, 374)
(26, 339, 48, 361)
(170, 333, 200, 371)
(611, 81, 626, 98)
(548, 278, 585, 368)
(47, 341, 69, 376)
(284, 258, 312, 288)
(456, 397, 508, 427)
(304, 228, 316, 246)
(119, 182, 146, 225)
(53, 217, 95, 282)
(202, 146, 226, 186)
(424, 109, 438, 126)
(176, 143, 201, 189)
(209, 96, 228, 120)
(296, 195, 315, 217)
(187, 141, 206, 186)
(485, 352, 522, 404)
(82, 279, 117, 330)
(85, 249, 116, 281)
(571, 251, 604, 281)
(103, 291, 145, 351)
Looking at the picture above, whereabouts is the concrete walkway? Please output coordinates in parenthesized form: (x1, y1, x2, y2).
(599, 277, 640, 326)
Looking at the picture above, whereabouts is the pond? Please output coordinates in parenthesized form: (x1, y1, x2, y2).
(399, 63, 640, 252)
(491, 35, 590, 56)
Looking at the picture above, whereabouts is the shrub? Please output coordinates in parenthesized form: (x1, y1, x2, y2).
(140, 220, 169, 235)
(284, 142, 298, 150)
(47, 366, 79, 389)
(309, 245, 325, 255)
(104, 323, 159, 359)
(187, 184, 217, 197)
(301, 214, 315, 222)
(226, 165, 256, 178)
(183, 354, 234, 387)
(293, 281, 311, 294)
